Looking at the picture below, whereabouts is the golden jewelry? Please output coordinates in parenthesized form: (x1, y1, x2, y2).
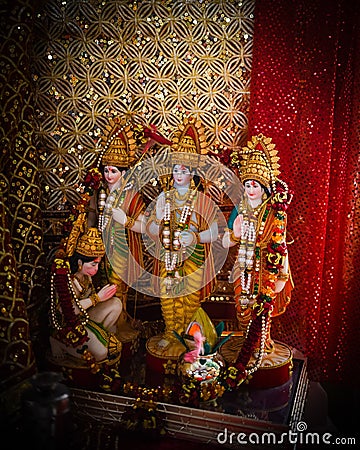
(90, 293, 100, 307)
(277, 272, 289, 281)
(174, 188, 190, 202)
(229, 230, 240, 243)
(124, 216, 136, 229)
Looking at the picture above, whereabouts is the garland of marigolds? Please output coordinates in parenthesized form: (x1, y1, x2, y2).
(220, 181, 293, 389)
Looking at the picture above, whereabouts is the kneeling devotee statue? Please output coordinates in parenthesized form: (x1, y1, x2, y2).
(49, 223, 123, 389)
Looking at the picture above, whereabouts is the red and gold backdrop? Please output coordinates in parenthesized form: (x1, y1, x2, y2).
(0, 0, 359, 392)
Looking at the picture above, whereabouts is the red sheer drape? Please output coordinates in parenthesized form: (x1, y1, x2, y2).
(248, 0, 360, 383)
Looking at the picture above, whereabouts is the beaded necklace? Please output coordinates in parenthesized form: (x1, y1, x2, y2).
(98, 181, 132, 232)
(237, 198, 270, 304)
(161, 187, 197, 285)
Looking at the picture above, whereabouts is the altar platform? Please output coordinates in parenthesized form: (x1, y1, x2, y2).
(63, 340, 308, 449)
(5, 341, 345, 450)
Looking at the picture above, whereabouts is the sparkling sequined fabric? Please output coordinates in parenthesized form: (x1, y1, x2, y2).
(248, 0, 360, 382)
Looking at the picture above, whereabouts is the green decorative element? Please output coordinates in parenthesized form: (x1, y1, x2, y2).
(174, 307, 233, 356)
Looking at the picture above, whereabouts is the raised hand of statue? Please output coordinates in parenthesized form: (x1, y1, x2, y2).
(233, 214, 244, 239)
(156, 195, 165, 221)
(112, 207, 127, 226)
(97, 283, 118, 302)
(180, 230, 196, 247)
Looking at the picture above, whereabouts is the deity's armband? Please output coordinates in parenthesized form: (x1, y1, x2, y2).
(277, 272, 289, 282)
(124, 216, 136, 229)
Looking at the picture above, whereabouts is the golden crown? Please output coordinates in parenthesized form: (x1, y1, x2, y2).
(232, 134, 281, 190)
(239, 150, 272, 187)
(75, 227, 105, 258)
(170, 116, 208, 169)
(101, 135, 131, 167)
(99, 118, 137, 168)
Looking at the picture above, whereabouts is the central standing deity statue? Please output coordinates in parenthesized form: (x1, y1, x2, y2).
(146, 117, 219, 365)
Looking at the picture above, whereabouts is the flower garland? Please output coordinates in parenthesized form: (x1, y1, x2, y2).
(236, 199, 266, 302)
(50, 252, 90, 348)
(161, 188, 197, 289)
(219, 307, 272, 389)
(121, 398, 166, 438)
(220, 181, 293, 389)
(98, 183, 132, 232)
(177, 379, 225, 407)
(121, 384, 169, 437)
(121, 376, 225, 411)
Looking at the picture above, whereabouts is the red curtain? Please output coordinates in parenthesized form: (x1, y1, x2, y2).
(248, 0, 360, 383)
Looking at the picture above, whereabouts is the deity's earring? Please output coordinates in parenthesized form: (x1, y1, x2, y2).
(262, 193, 267, 201)
(190, 177, 196, 189)
(78, 262, 82, 272)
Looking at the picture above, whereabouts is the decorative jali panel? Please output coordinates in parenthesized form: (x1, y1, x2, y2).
(32, 0, 254, 211)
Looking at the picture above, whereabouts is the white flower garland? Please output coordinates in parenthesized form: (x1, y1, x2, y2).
(161, 189, 196, 275)
(98, 182, 133, 232)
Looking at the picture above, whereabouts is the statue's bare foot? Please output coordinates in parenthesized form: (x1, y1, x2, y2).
(157, 338, 169, 349)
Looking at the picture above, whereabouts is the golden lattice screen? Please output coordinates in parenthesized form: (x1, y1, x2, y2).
(32, 0, 254, 211)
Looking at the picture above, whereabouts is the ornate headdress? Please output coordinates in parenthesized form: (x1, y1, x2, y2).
(98, 118, 137, 168)
(65, 212, 105, 258)
(75, 227, 105, 258)
(170, 116, 208, 169)
(98, 117, 173, 169)
(231, 134, 281, 192)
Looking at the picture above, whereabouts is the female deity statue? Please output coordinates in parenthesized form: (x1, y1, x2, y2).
(222, 134, 294, 369)
(87, 121, 147, 338)
(146, 118, 219, 356)
(49, 226, 122, 365)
